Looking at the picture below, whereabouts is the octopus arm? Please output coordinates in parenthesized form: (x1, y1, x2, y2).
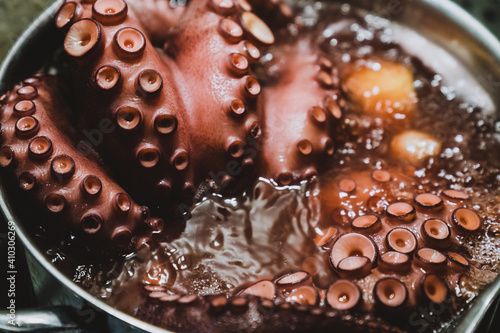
(134, 294, 403, 333)
(165, 0, 273, 188)
(0, 76, 153, 254)
(258, 39, 342, 185)
(57, 0, 273, 207)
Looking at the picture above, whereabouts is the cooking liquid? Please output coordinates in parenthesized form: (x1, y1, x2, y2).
(33, 2, 500, 332)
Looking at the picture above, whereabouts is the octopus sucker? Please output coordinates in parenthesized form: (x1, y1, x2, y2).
(239, 280, 276, 300)
(373, 278, 409, 312)
(329, 232, 378, 268)
(446, 252, 470, 272)
(64, 18, 102, 58)
(420, 218, 451, 249)
(238, 11, 275, 46)
(13, 100, 37, 116)
(218, 18, 244, 43)
(385, 227, 417, 255)
(81, 174, 103, 196)
(351, 214, 381, 234)
(451, 207, 482, 233)
(419, 273, 450, 305)
(326, 279, 361, 311)
(94, 64, 121, 90)
(414, 248, 448, 272)
(113, 27, 146, 58)
(92, 0, 128, 25)
(1, 0, 499, 332)
(378, 252, 411, 274)
(336, 255, 372, 279)
(28, 136, 53, 160)
(55, 1, 82, 30)
(136, 68, 163, 95)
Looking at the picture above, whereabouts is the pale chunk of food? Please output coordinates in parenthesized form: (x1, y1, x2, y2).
(342, 59, 417, 117)
(390, 130, 441, 164)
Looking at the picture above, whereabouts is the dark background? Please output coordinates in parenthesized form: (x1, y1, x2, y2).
(0, 0, 499, 332)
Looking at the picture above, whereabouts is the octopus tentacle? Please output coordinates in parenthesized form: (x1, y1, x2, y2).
(136, 277, 406, 333)
(59, 0, 193, 207)
(58, 0, 273, 208)
(258, 39, 342, 185)
(166, 0, 273, 190)
(0, 76, 153, 253)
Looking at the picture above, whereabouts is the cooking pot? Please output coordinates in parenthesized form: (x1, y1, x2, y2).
(0, 0, 499, 332)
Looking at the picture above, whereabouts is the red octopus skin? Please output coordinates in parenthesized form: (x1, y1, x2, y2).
(316, 165, 476, 312)
(0, 76, 152, 253)
(59, 0, 269, 208)
(164, 0, 267, 188)
(258, 39, 342, 186)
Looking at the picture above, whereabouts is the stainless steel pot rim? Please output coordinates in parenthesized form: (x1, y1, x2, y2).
(0, 1, 498, 332)
(425, 0, 500, 62)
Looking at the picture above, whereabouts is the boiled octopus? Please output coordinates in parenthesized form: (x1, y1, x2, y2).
(0, 0, 499, 332)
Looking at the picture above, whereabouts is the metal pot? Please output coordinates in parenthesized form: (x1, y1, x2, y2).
(0, 0, 499, 332)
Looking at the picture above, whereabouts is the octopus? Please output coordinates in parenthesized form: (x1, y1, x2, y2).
(1, 0, 499, 332)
